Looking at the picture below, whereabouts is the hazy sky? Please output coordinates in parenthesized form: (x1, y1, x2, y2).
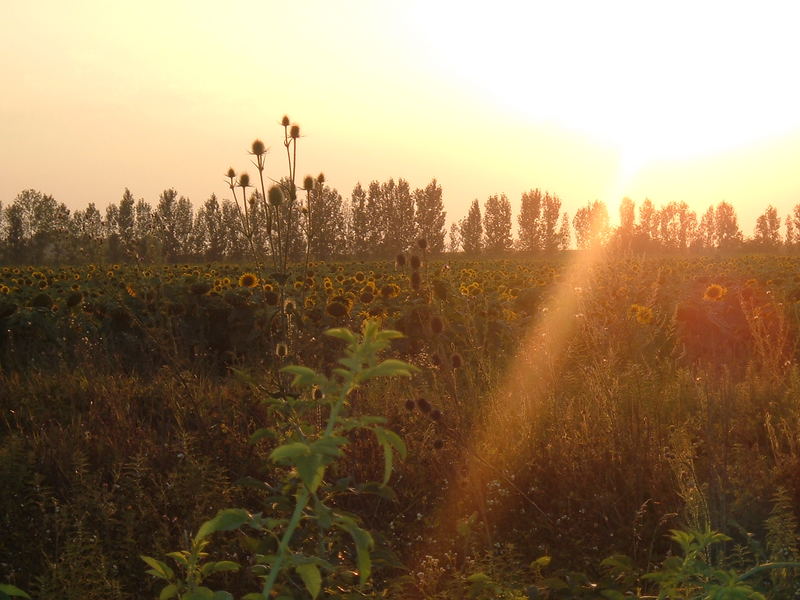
(3, 0, 800, 232)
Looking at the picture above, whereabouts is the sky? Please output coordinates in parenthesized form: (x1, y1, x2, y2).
(3, 0, 800, 233)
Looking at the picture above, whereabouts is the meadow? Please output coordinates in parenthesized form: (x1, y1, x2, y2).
(2, 252, 800, 599)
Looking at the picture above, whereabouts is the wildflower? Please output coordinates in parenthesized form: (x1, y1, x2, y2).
(326, 301, 348, 318)
(703, 284, 727, 302)
(239, 272, 259, 288)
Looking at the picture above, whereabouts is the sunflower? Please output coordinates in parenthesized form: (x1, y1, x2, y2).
(239, 272, 259, 288)
(703, 284, 727, 302)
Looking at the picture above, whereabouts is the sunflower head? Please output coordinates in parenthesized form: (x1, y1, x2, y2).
(238, 272, 259, 288)
(703, 284, 727, 302)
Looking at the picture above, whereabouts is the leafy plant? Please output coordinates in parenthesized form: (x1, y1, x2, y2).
(143, 320, 417, 599)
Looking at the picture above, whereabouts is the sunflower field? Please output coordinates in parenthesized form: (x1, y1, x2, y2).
(3, 252, 800, 598)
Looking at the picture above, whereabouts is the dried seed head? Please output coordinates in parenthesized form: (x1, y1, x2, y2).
(404, 399, 415, 411)
(281, 115, 291, 126)
(317, 172, 325, 184)
(251, 139, 266, 156)
(433, 439, 444, 450)
(290, 124, 300, 139)
(226, 167, 236, 179)
(303, 175, 315, 190)
(417, 237, 428, 250)
(268, 186, 284, 206)
(238, 173, 251, 187)
(416, 397, 431, 413)
(431, 409, 442, 422)
(451, 353, 462, 369)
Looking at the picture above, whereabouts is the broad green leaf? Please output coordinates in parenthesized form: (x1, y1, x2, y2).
(360, 359, 417, 380)
(530, 556, 551, 569)
(201, 561, 241, 577)
(0, 585, 30, 599)
(296, 563, 322, 599)
(281, 365, 318, 387)
(241, 594, 265, 600)
(374, 427, 406, 459)
(194, 509, 250, 543)
(270, 442, 311, 463)
(295, 454, 325, 493)
(335, 516, 374, 585)
(158, 583, 178, 600)
(249, 428, 277, 444)
(312, 436, 347, 458)
(184, 588, 214, 600)
(313, 497, 333, 529)
(211, 592, 234, 600)
(166, 552, 190, 568)
(325, 328, 357, 344)
(141, 555, 175, 580)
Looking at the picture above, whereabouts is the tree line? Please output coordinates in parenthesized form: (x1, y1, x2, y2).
(0, 183, 794, 264)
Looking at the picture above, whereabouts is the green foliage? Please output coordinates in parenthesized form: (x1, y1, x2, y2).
(144, 320, 417, 599)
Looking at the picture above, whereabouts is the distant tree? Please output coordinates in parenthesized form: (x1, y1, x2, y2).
(714, 201, 742, 249)
(384, 178, 416, 253)
(637, 198, 657, 245)
(306, 180, 346, 260)
(448, 221, 462, 253)
(71, 203, 105, 262)
(557, 211, 571, 251)
(413, 179, 446, 253)
(483, 193, 512, 252)
(614, 197, 636, 251)
(573, 201, 609, 249)
(460, 199, 483, 254)
(192, 194, 226, 261)
(785, 204, 800, 250)
(348, 183, 369, 256)
(517, 188, 542, 252)
(753, 204, 781, 248)
(696, 205, 716, 249)
(222, 198, 246, 259)
(365, 181, 384, 255)
(539, 192, 563, 253)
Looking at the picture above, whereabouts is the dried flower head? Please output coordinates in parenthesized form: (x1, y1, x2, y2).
(226, 167, 236, 179)
(404, 399, 415, 411)
(238, 173, 251, 187)
(416, 397, 431, 413)
(303, 175, 315, 190)
(281, 115, 290, 126)
(417, 237, 428, 250)
(268, 186, 284, 206)
(451, 353, 463, 369)
(250, 139, 267, 156)
(290, 124, 300, 139)
(317, 172, 325, 184)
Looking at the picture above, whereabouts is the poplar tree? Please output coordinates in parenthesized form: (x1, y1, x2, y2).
(483, 193, 512, 252)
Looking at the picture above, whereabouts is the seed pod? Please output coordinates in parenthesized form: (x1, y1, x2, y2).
(404, 399, 415, 411)
(290, 124, 300, 139)
(451, 353, 463, 369)
(251, 139, 266, 156)
(281, 115, 291, 126)
(416, 397, 431, 413)
(433, 439, 444, 450)
(303, 175, 314, 190)
(431, 409, 442, 422)
(268, 186, 283, 206)
(226, 167, 236, 179)
(317, 172, 325, 184)
(238, 173, 251, 187)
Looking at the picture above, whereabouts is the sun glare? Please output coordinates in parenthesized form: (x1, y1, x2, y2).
(407, 1, 800, 180)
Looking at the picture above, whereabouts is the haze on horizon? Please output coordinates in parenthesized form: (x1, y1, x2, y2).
(3, 0, 800, 232)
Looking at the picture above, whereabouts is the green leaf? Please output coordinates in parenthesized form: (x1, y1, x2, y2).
(374, 427, 407, 460)
(296, 563, 322, 599)
(241, 595, 265, 600)
(466, 572, 492, 584)
(530, 556, 552, 569)
(325, 328, 358, 344)
(211, 592, 234, 600)
(184, 588, 214, 600)
(0, 585, 30, 599)
(270, 442, 311, 463)
(200, 561, 241, 577)
(141, 555, 175, 580)
(335, 516, 374, 585)
(312, 436, 348, 458)
(360, 359, 417, 381)
(158, 583, 178, 600)
(249, 428, 277, 444)
(295, 454, 325, 493)
(194, 509, 250, 543)
(281, 365, 318, 387)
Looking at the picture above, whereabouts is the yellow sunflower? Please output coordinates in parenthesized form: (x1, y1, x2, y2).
(239, 272, 259, 288)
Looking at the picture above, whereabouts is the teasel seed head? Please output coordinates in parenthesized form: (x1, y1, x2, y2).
(268, 185, 284, 206)
(290, 124, 300, 139)
(450, 353, 462, 369)
(226, 167, 236, 179)
(250, 139, 266, 156)
(281, 115, 291, 127)
(303, 175, 315, 190)
(404, 399, 415, 411)
(238, 172, 251, 187)
(416, 397, 431, 413)
(317, 172, 325, 184)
